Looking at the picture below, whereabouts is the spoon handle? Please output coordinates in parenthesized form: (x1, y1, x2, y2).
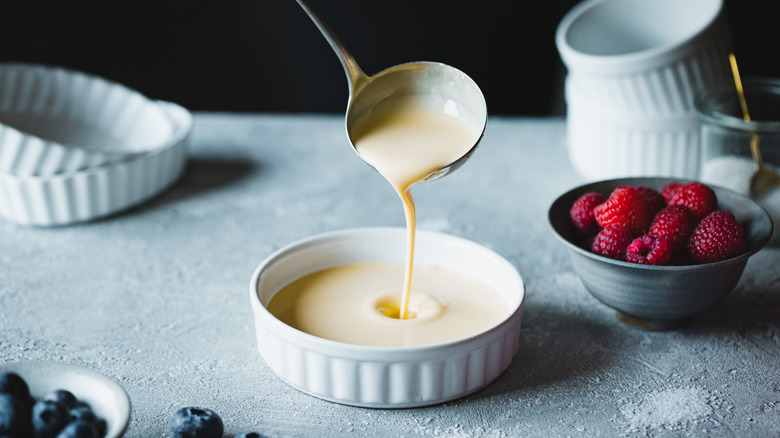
(295, 0, 367, 93)
(730, 54, 765, 169)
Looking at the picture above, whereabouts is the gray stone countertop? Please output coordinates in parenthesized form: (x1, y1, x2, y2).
(1, 114, 779, 437)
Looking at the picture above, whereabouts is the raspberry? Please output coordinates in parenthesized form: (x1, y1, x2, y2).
(648, 205, 697, 250)
(668, 182, 718, 221)
(687, 210, 747, 264)
(661, 182, 682, 204)
(626, 235, 673, 265)
(591, 224, 632, 260)
(635, 186, 666, 217)
(593, 186, 650, 234)
(570, 192, 606, 234)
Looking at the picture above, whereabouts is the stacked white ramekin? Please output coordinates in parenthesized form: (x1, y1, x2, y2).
(556, 0, 732, 180)
(0, 64, 191, 226)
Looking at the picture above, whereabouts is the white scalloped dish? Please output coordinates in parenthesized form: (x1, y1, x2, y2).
(0, 64, 190, 226)
(249, 227, 526, 408)
(0, 64, 177, 176)
(0, 101, 189, 226)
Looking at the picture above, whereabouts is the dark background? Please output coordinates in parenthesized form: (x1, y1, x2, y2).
(1, 0, 777, 116)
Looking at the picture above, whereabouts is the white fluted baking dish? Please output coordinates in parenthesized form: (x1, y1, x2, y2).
(565, 76, 700, 180)
(0, 63, 177, 176)
(0, 101, 190, 226)
(249, 227, 526, 408)
(556, 0, 732, 115)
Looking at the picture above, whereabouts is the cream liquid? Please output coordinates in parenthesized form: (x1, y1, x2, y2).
(350, 103, 481, 319)
(267, 262, 508, 347)
(268, 98, 502, 347)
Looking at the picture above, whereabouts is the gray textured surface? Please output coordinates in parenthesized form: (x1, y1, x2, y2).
(1, 114, 779, 437)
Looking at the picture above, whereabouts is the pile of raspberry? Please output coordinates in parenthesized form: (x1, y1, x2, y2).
(569, 181, 747, 265)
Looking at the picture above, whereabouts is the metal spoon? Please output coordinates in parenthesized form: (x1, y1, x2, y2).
(295, 0, 487, 182)
(729, 54, 780, 196)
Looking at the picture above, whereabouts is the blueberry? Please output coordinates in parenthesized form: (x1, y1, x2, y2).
(55, 420, 98, 438)
(43, 390, 78, 411)
(31, 399, 69, 438)
(0, 373, 30, 400)
(68, 406, 106, 437)
(236, 433, 266, 438)
(0, 393, 31, 436)
(171, 407, 223, 438)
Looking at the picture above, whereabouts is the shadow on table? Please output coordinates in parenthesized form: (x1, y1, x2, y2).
(682, 282, 780, 335)
(52, 154, 258, 226)
(468, 299, 621, 400)
(171, 154, 257, 195)
(143, 154, 258, 208)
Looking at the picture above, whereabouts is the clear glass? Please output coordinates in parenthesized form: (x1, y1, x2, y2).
(695, 77, 780, 243)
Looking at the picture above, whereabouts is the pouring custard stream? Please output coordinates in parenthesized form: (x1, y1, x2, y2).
(351, 94, 482, 319)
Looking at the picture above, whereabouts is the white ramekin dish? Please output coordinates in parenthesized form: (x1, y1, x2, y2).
(249, 227, 526, 408)
(556, 0, 731, 115)
(0, 101, 190, 226)
(0, 64, 178, 177)
(0, 360, 131, 438)
(565, 76, 700, 180)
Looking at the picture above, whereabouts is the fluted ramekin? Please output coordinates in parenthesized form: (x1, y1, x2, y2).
(250, 227, 526, 408)
(0, 101, 190, 226)
(556, 0, 732, 115)
(0, 63, 177, 176)
(565, 77, 700, 180)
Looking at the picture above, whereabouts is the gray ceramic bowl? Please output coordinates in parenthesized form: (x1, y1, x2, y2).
(548, 177, 773, 330)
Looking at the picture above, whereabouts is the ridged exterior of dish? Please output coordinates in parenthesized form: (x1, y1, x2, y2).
(556, 0, 730, 180)
(556, 0, 732, 115)
(566, 106, 700, 180)
(254, 310, 522, 408)
(250, 228, 527, 408)
(0, 102, 190, 226)
(568, 29, 732, 114)
(0, 63, 175, 176)
(565, 80, 700, 179)
(0, 124, 122, 176)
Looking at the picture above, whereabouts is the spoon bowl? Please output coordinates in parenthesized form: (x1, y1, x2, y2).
(748, 133, 780, 196)
(346, 61, 487, 181)
(296, 0, 487, 182)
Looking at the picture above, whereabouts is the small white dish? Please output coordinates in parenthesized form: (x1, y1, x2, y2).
(0, 361, 131, 438)
(0, 100, 190, 226)
(556, 0, 731, 114)
(0, 63, 177, 177)
(565, 76, 701, 179)
(249, 227, 526, 408)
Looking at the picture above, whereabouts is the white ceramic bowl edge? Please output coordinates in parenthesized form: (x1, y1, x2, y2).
(0, 361, 131, 438)
(0, 64, 178, 177)
(556, 0, 726, 72)
(249, 227, 526, 408)
(0, 101, 190, 226)
(556, 0, 732, 114)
